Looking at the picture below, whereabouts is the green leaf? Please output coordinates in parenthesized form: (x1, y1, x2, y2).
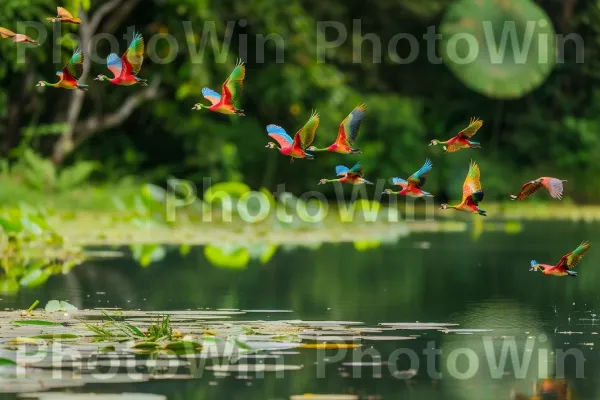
(0, 279, 19, 296)
(57, 161, 98, 191)
(31, 334, 78, 339)
(440, 0, 556, 99)
(45, 300, 78, 312)
(19, 269, 51, 288)
(0, 358, 17, 366)
(11, 320, 62, 326)
(163, 341, 202, 352)
(131, 341, 160, 349)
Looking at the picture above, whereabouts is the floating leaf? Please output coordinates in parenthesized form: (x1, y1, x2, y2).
(45, 300, 78, 312)
(0, 358, 17, 366)
(31, 334, 78, 340)
(440, 0, 556, 99)
(11, 320, 62, 326)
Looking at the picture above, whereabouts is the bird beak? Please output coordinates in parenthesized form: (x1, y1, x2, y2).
(528, 267, 534, 272)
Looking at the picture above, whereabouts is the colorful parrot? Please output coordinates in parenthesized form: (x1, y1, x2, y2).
(94, 32, 148, 86)
(47, 7, 82, 24)
(265, 111, 319, 163)
(383, 159, 433, 198)
(318, 162, 373, 185)
(429, 117, 482, 153)
(36, 47, 87, 91)
(530, 241, 590, 277)
(307, 104, 366, 154)
(510, 177, 567, 200)
(0, 27, 40, 45)
(439, 160, 486, 216)
(192, 59, 245, 116)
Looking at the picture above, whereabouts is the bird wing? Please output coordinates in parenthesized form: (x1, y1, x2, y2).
(57, 6, 74, 19)
(347, 162, 364, 179)
(541, 177, 566, 199)
(461, 160, 483, 203)
(267, 125, 293, 150)
(65, 47, 84, 80)
(336, 103, 366, 146)
(12, 34, 35, 43)
(202, 88, 222, 105)
(336, 165, 350, 176)
(407, 159, 432, 189)
(0, 27, 16, 38)
(296, 110, 319, 149)
(123, 31, 144, 75)
(512, 179, 543, 200)
(392, 177, 408, 189)
(106, 53, 123, 78)
(556, 241, 591, 270)
(221, 59, 245, 106)
(458, 117, 483, 139)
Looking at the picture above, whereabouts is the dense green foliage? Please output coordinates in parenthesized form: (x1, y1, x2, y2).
(0, 0, 597, 203)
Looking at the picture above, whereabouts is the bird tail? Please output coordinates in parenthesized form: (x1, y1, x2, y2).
(478, 208, 487, 216)
(363, 179, 374, 185)
(529, 260, 539, 272)
(422, 191, 433, 197)
(350, 148, 361, 154)
(137, 78, 148, 86)
(469, 140, 481, 148)
(46, 17, 58, 22)
(77, 84, 89, 91)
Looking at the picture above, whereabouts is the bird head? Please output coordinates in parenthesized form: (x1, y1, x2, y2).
(36, 81, 45, 87)
(94, 74, 107, 81)
(265, 142, 276, 149)
(382, 189, 393, 195)
(429, 139, 439, 146)
(439, 203, 448, 210)
(192, 103, 203, 111)
(306, 146, 317, 151)
(318, 179, 327, 185)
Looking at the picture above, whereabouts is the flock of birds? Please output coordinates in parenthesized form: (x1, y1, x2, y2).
(1, 6, 591, 278)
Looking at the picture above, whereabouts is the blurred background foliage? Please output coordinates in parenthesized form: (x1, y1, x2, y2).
(0, 0, 597, 205)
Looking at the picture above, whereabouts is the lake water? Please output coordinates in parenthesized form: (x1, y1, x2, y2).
(2, 220, 599, 399)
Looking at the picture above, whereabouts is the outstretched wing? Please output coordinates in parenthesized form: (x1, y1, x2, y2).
(511, 179, 543, 200)
(106, 53, 123, 78)
(202, 88, 221, 105)
(458, 117, 483, 139)
(541, 177, 566, 200)
(336, 103, 366, 146)
(57, 6, 74, 19)
(296, 110, 319, 149)
(267, 125, 293, 150)
(123, 31, 144, 75)
(336, 165, 350, 176)
(65, 47, 83, 80)
(0, 27, 16, 38)
(461, 160, 483, 203)
(392, 177, 408, 189)
(221, 59, 245, 106)
(407, 159, 432, 189)
(556, 241, 591, 270)
(347, 162, 364, 179)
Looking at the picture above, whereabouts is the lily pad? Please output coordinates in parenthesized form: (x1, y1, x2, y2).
(440, 0, 556, 99)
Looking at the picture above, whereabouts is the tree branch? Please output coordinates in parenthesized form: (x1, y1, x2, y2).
(72, 78, 161, 149)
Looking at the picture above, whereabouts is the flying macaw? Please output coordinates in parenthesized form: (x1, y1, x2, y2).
(429, 117, 482, 153)
(530, 241, 590, 277)
(318, 162, 373, 185)
(383, 159, 433, 198)
(0, 27, 40, 45)
(36, 47, 88, 91)
(94, 32, 148, 86)
(192, 59, 245, 116)
(510, 177, 567, 200)
(439, 160, 486, 216)
(265, 111, 319, 163)
(47, 7, 82, 24)
(307, 104, 366, 154)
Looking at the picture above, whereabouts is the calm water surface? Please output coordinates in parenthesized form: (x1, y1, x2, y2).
(3, 220, 600, 399)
